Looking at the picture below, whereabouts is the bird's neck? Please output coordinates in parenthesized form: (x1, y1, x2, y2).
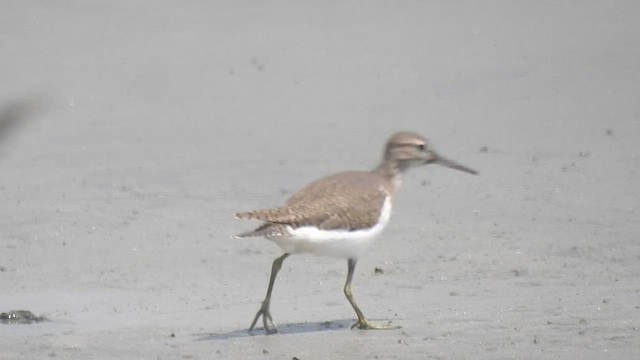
(372, 160, 402, 193)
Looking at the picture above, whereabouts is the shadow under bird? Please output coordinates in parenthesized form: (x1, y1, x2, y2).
(234, 131, 477, 334)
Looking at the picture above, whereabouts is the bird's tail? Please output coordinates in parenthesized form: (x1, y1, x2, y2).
(234, 223, 287, 239)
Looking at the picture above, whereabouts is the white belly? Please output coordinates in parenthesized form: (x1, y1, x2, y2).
(268, 197, 392, 259)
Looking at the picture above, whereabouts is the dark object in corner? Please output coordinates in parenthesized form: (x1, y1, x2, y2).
(0, 310, 47, 324)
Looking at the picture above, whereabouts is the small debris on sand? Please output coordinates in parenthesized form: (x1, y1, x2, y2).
(0, 310, 47, 324)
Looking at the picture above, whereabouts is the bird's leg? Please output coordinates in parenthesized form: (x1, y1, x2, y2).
(344, 258, 400, 330)
(249, 253, 290, 334)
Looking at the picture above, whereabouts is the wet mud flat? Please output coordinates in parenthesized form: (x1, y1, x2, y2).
(1, 1, 640, 359)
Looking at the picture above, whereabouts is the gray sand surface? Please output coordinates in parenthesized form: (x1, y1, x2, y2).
(1, 1, 639, 359)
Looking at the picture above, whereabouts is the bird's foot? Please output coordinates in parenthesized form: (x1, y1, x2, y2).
(248, 304, 278, 335)
(351, 319, 400, 330)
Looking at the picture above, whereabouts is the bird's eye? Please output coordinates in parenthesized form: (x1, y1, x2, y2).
(417, 144, 425, 150)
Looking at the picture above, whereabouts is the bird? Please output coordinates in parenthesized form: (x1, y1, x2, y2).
(234, 131, 477, 334)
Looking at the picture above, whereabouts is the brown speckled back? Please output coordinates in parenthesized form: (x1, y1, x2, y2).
(235, 171, 391, 234)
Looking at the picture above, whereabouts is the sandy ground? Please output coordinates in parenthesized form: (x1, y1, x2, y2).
(1, 1, 639, 359)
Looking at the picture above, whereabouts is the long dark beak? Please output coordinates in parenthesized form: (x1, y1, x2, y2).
(433, 154, 478, 175)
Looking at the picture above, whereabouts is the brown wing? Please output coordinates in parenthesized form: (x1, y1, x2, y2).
(235, 171, 389, 233)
